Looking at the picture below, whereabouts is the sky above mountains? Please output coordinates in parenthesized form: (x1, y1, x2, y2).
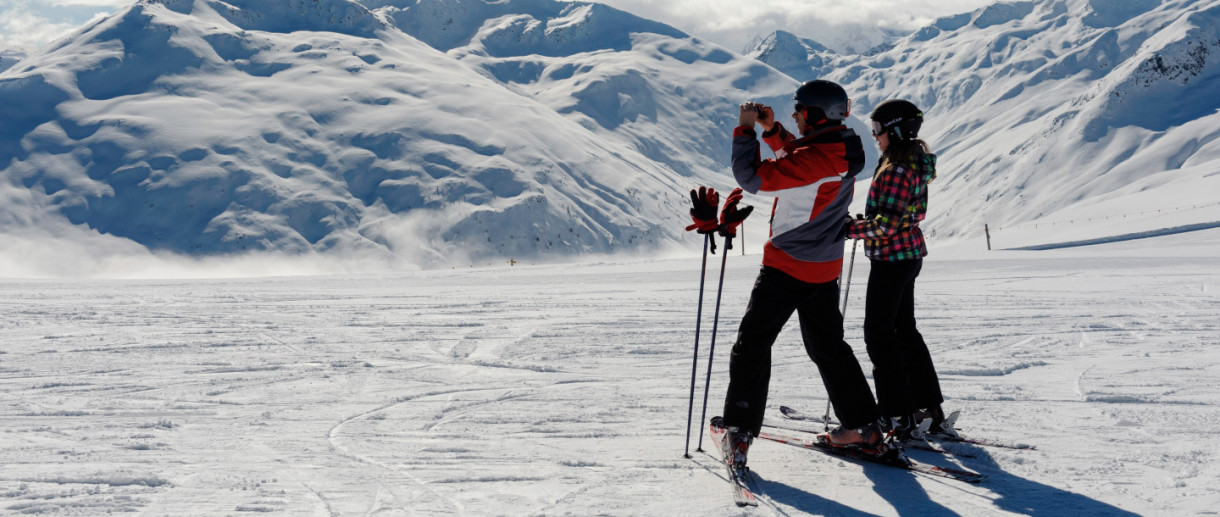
(1, 0, 993, 54)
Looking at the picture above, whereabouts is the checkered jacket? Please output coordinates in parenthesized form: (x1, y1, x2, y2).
(847, 150, 937, 261)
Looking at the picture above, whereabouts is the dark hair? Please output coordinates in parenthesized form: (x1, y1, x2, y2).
(880, 138, 929, 169)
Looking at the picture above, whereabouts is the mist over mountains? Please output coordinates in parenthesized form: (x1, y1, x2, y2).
(2, 0, 1217, 274)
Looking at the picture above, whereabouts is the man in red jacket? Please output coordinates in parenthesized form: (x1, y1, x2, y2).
(718, 80, 882, 469)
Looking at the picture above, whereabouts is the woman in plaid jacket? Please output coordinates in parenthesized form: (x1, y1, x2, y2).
(846, 99, 948, 437)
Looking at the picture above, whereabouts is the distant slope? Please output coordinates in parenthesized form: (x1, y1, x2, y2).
(0, 0, 693, 267)
(752, 0, 1220, 241)
(369, 0, 801, 183)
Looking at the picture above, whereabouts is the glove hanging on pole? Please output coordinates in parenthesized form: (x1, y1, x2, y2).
(717, 188, 753, 251)
(686, 186, 721, 253)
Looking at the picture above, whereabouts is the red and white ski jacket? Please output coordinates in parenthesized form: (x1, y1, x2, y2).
(731, 122, 866, 284)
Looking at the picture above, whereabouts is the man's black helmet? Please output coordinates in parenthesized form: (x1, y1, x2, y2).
(870, 99, 923, 141)
(793, 80, 850, 122)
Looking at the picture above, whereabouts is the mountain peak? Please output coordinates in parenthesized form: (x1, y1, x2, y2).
(746, 30, 837, 78)
(372, 0, 688, 56)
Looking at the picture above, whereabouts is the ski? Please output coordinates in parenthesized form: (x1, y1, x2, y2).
(756, 428, 988, 484)
(924, 411, 1036, 450)
(761, 418, 976, 458)
(709, 418, 759, 507)
(779, 405, 835, 425)
(780, 405, 1035, 451)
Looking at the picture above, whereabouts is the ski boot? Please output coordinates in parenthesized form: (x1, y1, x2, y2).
(709, 416, 752, 469)
(826, 421, 883, 448)
(721, 427, 752, 470)
(883, 414, 930, 441)
(915, 405, 961, 439)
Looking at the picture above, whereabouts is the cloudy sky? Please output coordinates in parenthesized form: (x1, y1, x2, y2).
(0, 0, 992, 54)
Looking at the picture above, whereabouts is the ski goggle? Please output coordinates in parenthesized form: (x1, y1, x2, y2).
(871, 120, 886, 136)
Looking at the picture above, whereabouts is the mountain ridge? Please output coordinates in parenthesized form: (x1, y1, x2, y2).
(750, 0, 1220, 239)
(0, 0, 698, 268)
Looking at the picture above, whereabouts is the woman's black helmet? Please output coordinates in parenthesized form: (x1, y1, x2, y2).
(793, 80, 851, 122)
(870, 99, 923, 140)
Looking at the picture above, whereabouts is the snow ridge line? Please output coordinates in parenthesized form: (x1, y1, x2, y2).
(1007, 221, 1220, 250)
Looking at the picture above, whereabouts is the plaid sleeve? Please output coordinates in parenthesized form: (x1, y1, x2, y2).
(847, 166, 914, 240)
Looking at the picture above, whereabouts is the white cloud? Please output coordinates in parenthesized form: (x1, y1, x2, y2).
(590, 0, 993, 52)
(0, 0, 125, 51)
(43, 0, 131, 6)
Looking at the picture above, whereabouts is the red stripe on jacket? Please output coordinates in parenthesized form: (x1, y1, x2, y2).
(762, 242, 844, 284)
(752, 127, 850, 193)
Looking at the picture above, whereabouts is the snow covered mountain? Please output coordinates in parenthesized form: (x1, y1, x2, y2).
(367, 0, 800, 181)
(743, 22, 906, 57)
(0, 0, 717, 268)
(751, 0, 1220, 242)
(0, 49, 25, 74)
(744, 31, 837, 82)
(6, 0, 1214, 273)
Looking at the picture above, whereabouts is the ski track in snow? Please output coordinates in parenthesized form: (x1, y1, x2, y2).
(2, 232, 1220, 515)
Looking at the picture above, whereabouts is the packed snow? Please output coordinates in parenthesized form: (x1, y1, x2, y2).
(2, 228, 1218, 515)
(3, 0, 1220, 513)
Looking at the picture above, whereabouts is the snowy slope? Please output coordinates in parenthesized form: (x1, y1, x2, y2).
(0, 48, 25, 74)
(369, 0, 800, 182)
(0, 0, 695, 269)
(1, 232, 1218, 514)
(752, 0, 1220, 244)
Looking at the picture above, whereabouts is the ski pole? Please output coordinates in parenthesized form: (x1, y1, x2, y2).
(696, 234, 733, 452)
(825, 239, 859, 431)
(841, 239, 859, 317)
(684, 234, 711, 459)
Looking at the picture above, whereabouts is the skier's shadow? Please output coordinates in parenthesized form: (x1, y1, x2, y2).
(743, 444, 1140, 515)
(897, 442, 1141, 516)
(697, 453, 888, 515)
(748, 470, 888, 516)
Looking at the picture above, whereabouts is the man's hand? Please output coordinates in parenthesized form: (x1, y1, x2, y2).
(756, 104, 775, 132)
(738, 103, 759, 128)
(739, 102, 775, 131)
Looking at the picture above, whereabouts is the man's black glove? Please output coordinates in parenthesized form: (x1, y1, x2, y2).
(686, 186, 720, 235)
(718, 188, 753, 241)
(836, 213, 857, 241)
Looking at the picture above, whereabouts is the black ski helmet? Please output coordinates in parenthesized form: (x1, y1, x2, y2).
(870, 99, 923, 141)
(793, 80, 850, 122)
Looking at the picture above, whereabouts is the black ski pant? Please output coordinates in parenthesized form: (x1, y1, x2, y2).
(863, 258, 944, 418)
(723, 266, 879, 436)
